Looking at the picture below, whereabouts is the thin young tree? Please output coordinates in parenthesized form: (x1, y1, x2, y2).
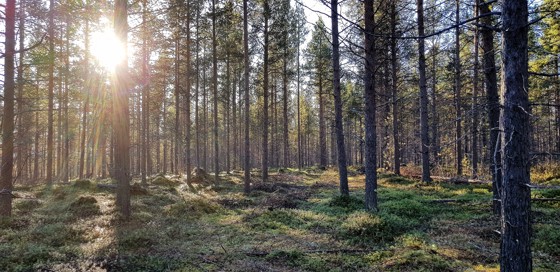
(499, 0, 532, 269)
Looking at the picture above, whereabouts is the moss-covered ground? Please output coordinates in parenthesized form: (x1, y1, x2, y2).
(1, 169, 558, 271)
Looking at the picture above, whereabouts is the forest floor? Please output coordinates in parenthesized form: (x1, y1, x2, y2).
(1, 168, 559, 271)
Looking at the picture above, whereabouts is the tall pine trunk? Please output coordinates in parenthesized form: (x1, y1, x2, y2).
(114, 0, 131, 218)
(499, 0, 532, 270)
(243, 0, 251, 194)
(47, 0, 55, 184)
(262, 0, 270, 182)
(331, 0, 349, 196)
(454, 0, 463, 176)
(417, 0, 431, 182)
(480, 0, 501, 214)
(364, 0, 378, 210)
(0, 0, 16, 216)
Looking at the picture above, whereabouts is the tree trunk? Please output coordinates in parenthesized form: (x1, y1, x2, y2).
(243, 0, 251, 194)
(499, 0, 532, 270)
(331, 0, 349, 196)
(364, 0, 378, 210)
(480, 0, 501, 215)
(141, 0, 149, 185)
(471, 0, 480, 178)
(417, 0, 431, 182)
(174, 16, 181, 175)
(212, 0, 219, 183)
(262, 0, 270, 182)
(16, 0, 27, 183)
(454, 0, 463, 176)
(185, 0, 192, 181)
(114, 0, 131, 219)
(63, 16, 70, 183)
(390, 1, 400, 175)
(79, 17, 90, 180)
(47, 0, 55, 184)
(319, 72, 327, 168)
(195, 8, 201, 167)
(0, 0, 16, 216)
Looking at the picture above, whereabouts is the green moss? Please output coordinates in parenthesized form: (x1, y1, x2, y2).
(165, 196, 220, 218)
(28, 223, 84, 247)
(68, 196, 100, 217)
(152, 175, 179, 187)
(328, 195, 364, 211)
(248, 209, 306, 231)
(534, 224, 560, 256)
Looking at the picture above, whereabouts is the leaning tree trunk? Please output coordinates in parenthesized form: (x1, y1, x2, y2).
(0, 0, 16, 217)
(499, 0, 532, 270)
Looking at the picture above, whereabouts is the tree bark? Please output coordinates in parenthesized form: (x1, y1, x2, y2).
(212, 0, 219, 183)
(243, 0, 251, 194)
(331, 0, 349, 196)
(47, 0, 55, 184)
(174, 14, 181, 175)
(262, 0, 270, 182)
(141, 0, 149, 185)
(1, 0, 16, 216)
(364, 0, 378, 210)
(185, 0, 192, 181)
(79, 15, 90, 180)
(471, 0, 480, 178)
(480, 0, 501, 215)
(454, 0, 463, 176)
(499, 0, 532, 270)
(417, 0, 431, 182)
(390, 1, 400, 176)
(114, 0, 131, 219)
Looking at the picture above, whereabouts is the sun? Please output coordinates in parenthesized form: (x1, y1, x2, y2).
(90, 28, 126, 71)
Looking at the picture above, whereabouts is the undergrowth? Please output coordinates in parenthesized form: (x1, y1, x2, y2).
(1, 170, 558, 271)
